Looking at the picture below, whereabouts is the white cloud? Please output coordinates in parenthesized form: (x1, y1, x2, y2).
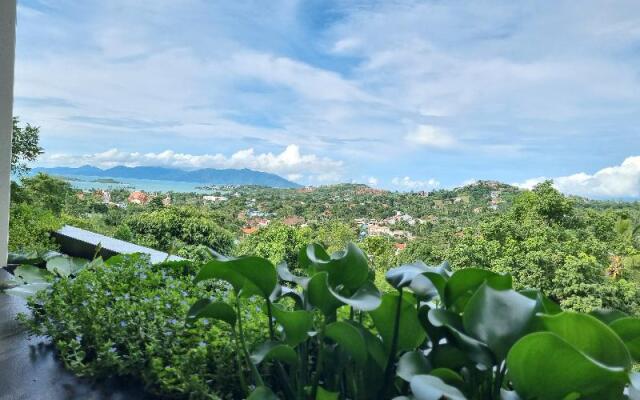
(367, 176, 379, 186)
(39, 144, 343, 183)
(392, 176, 440, 191)
(405, 125, 457, 149)
(515, 156, 640, 198)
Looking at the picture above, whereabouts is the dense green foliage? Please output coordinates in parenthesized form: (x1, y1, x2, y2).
(20, 254, 265, 399)
(189, 243, 640, 399)
(123, 206, 235, 261)
(11, 116, 43, 176)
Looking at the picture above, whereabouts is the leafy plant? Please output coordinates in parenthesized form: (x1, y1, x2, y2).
(1, 251, 94, 298)
(190, 242, 640, 400)
(19, 254, 266, 399)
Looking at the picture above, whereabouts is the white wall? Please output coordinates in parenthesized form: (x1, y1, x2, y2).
(0, 0, 16, 265)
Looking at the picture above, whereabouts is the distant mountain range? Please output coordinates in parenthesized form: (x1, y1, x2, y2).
(32, 165, 301, 188)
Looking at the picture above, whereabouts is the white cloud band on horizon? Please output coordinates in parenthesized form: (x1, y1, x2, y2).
(515, 156, 640, 198)
(38, 144, 343, 183)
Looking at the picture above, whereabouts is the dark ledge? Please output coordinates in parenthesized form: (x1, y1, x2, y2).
(53, 225, 183, 264)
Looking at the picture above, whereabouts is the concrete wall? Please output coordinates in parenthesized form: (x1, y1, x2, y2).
(0, 0, 16, 265)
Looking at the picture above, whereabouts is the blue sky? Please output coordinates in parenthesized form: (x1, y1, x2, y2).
(13, 0, 640, 197)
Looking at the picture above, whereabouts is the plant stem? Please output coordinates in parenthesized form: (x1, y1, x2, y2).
(380, 289, 404, 399)
(265, 299, 295, 400)
(231, 328, 249, 395)
(311, 319, 327, 399)
(236, 296, 264, 386)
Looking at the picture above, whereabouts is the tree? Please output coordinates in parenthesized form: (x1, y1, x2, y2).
(11, 117, 43, 175)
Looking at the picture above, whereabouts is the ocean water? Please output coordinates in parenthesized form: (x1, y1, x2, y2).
(58, 174, 212, 193)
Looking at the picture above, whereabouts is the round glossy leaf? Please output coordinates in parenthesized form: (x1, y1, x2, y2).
(328, 280, 381, 311)
(276, 262, 310, 289)
(13, 265, 53, 284)
(5, 282, 51, 298)
(300, 243, 331, 270)
(519, 288, 562, 315)
(187, 299, 236, 326)
(46, 255, 88, 277)
(444, 268, 511, 313)
(8, 251, 41, 265)
(397, 351, 431, 382)
(370, 292, 426, 354)
(194, 260, 244, 293)
(410, 375, 466, 400)
(307, 272, 343, 316)
(247, 386, 279, 400)
(507, 332, 627, 400)
(325, 242, 370, 291)
(386, 261, 428, 290)
(590, 309, 628, 325)
(428, 309, 494, 366)
(250, 341, 298, 366)
(541, 312, 631, 370)
(325, 321, 367, 365)
(463, 282, 538, 360)
(609, 317, 640, 361)
(411, 272, 446, 301)
(271, 303, 313, 347)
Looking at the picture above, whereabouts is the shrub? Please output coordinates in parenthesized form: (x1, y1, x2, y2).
(21, 254, 265, 399)
(9, 203, 61, 253)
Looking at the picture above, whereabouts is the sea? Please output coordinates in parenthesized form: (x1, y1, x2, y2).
(51, 174, 213, 193)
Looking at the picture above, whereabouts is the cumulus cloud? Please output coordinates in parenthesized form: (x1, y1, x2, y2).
(40, 145, 343, 183)
(515, 156, 640, 198)
(392, 176, 440, 191)
(367, 176, 379, 186)
(405, 125, 457, 149)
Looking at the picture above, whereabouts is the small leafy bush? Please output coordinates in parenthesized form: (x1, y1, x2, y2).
(20, 254, 265, 399)
(190, 242, 640, 400)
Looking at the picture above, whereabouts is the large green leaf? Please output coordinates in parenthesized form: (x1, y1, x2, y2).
(300, 243, 331, 270)
(194, 260, 245, 293)
(325, 242, 370, 291)
(307, 272, 343, 316)
(386, 261, 429, 290)
(250, 341, 298, 366)
(507, 332, 628, 400)
(186, 299, 236, 326)
(325, 321, 367, 365)
(590, 309, 628, 325)
(195, 256, 277, 298)
(463, 282, 537, 360)
(397, 351, 431, 382)
(410, 375, 466, 400)
(370, 292, 426, 354)
(519, 288, 562, 315)
(7, 251, 41, 265)
(411, 272, 447, 301)
(328, 280, 381, 311)
(46, 255, 88, 277)
(276, 262, 310, 288)
(609, 317, 640, 361)
(444, 268, 511, 313)
(5, 282, 51, 298)
(13, 265, 54, 284)
(271, 303, 313, 347)
(247, 386, 279, 400)
(541, 312, 631, 370)
(316, 386, 339, 400)
(428, 309, 494, 366)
